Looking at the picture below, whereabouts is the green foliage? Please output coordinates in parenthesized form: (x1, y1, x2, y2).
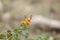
(0, 24, 50, 40)
(0, 34, 5, 39)
(0, 24, 59, 40)
(8, 36, 13, 40)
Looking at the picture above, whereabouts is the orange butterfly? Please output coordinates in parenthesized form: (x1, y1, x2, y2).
(20, 15, 32, 26)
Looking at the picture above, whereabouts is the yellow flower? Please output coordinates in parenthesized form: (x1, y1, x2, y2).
(20, 21, 26, 25)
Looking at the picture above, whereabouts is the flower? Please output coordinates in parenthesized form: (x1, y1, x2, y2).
(20, 21, 26, 25)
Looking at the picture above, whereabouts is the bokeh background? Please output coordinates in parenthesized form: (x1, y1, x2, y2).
(0, 0, 60, 33)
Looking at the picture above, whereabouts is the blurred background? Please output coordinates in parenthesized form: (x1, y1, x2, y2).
(0, 0, 60, 32)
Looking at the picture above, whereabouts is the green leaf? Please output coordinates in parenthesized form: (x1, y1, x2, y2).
(0, 34, 5, 39)
(22, 31, 28, 38)
(8, 36, 13, 40)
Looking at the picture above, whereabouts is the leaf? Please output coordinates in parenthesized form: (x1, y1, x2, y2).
(0, 34, 5, 39)
(22, 31, 28, 38)
(8, 36, 13, 40)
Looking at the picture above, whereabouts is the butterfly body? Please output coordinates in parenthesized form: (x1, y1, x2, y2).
(20, 15, 32, 25)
